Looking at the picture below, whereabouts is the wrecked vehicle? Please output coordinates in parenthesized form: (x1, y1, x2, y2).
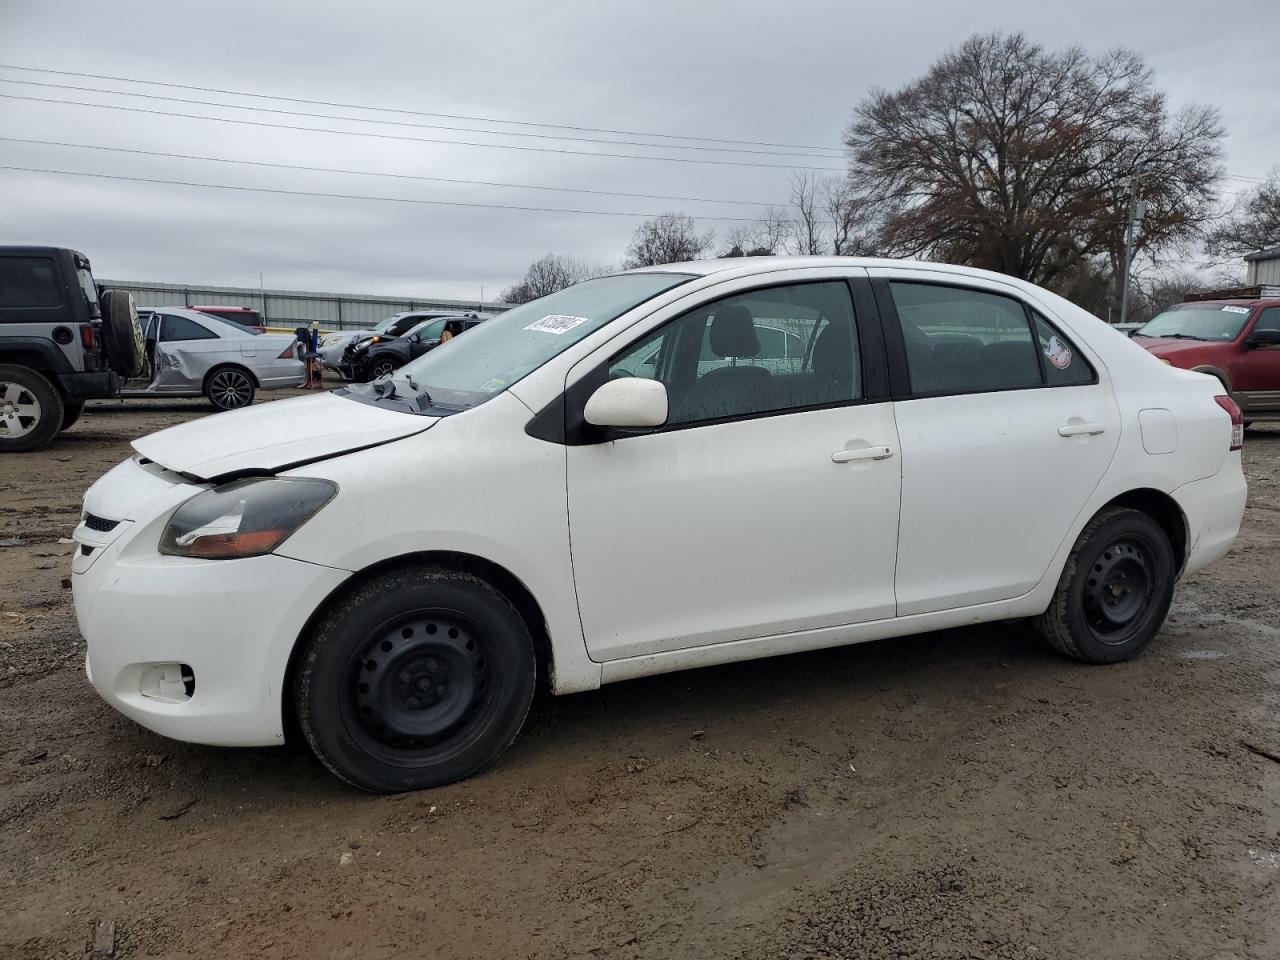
(123, 308, 306, 410)
(73, 258, 1246, 793)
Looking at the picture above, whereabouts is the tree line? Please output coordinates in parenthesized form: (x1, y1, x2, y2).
(502, 32, 1279, 322)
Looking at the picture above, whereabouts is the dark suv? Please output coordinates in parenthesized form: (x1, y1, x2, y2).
(0, 246, 144, 451)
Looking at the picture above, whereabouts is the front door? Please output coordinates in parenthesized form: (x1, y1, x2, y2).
(871, 271, 1121, 615)
(1233, 306, 1280, 413)
(566, 276, 902, 662)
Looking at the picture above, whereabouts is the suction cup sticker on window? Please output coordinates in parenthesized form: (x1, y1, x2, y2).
(1044, 334, 1073, 370)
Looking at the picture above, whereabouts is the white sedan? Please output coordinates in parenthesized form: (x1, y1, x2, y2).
(72, 258, 1246, 792)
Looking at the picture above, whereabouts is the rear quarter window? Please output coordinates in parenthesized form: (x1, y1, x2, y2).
(1032, 313, 1095, 386)
(0, 257, 62, 308)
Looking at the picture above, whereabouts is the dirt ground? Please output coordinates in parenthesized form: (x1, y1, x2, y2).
(1, 388, 1277, 960)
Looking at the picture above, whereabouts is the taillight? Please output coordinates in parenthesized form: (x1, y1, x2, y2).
(1214, 395, 1243, 451)
(79, 324, 96, 350)
(279, 343, 299, 359)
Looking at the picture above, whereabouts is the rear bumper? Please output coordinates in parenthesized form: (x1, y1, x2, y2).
(1173, 453, 1247, 576)
(58, 370, 120, 400)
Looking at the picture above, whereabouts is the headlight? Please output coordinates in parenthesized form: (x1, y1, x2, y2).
(159, 478, 337, 559)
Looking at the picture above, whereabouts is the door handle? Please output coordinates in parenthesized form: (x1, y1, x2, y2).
(1058, 422, 1106, 437)
(832, 445, 894, 463)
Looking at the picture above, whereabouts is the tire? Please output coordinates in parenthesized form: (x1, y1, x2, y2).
(367, 357, 399, 381)
(204, 366, 256, 411)
(0, 364, 64, 453)
(294, 565, 536, 793)
(1030, 507, 1176, 664)
(59, 399, 85, 432)
(100, 290, 145, 378)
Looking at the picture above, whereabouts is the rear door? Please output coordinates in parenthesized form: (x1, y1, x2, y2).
(870, 268, 1120, 615)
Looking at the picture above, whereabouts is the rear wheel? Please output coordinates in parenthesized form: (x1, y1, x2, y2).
(0, 365, 64, 453)
(294, 566, 536, 793)
(204, 366, 256, 411)
(1031, 507, 1176, 663)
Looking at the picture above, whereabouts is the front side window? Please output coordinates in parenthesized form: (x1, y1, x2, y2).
(0, 257, 61, 308)
(608, 280, 861, 426)
(1253, 307, 1280, 335)
(159, 315, 218, 342)
(890, 282, 1040, 395)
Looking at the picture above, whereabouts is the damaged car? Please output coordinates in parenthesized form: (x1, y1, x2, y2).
(73, 258, 1246, 793)
(124, 308, 306, 410)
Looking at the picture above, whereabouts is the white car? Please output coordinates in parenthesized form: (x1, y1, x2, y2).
(126, 308, 306, 410)
(72, 258, 1246, 793)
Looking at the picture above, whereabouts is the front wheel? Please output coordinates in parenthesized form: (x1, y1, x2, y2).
(204, 367, 256, 411)
(294, 566, 536, 793)
(1031, 507, 1176, 663)
(367, 357, 399, 381)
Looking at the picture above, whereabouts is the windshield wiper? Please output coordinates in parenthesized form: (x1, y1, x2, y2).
(1161, 333, 1206, 340)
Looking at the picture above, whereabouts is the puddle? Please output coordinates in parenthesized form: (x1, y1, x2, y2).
(1247, 848, 1280, 870)
(1180, 650, 1227, 660)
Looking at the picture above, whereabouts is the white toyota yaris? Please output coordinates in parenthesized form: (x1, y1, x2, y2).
(73, 258, 1247, 792)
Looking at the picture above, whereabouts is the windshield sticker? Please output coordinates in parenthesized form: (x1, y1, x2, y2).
(1221, 305, 1251, 315)
(1044, 335, 1073, 369)
(481, 377, 507, 392)
(525, 314, 589, 335)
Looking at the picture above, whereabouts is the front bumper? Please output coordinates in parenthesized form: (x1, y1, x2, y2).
(73, 460, 350, 746)
(1173, 452, 1247, 576)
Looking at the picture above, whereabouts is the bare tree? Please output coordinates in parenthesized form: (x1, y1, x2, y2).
(788, 172, 824, 255)
(844, 32, 1223, 316)
(624, 213, 714, 268)
(1206, 173, 1280, 258)
(500, 253, 610, 304)
(822, 179, 876, 256)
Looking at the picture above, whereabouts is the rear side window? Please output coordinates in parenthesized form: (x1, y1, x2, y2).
(890, 282, 1040, 395)
(0, 257, 61, 308)
(160, 315, 219, 342)
(1032, 313, 1095, 386)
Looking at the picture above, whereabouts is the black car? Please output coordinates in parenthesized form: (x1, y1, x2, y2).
(339, 314, 485, 381)
(0, 246, 143, 451)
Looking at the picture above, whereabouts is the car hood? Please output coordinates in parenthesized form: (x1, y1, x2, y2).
(131, 391, 436, 480)
(1134, 336, 1220, 357)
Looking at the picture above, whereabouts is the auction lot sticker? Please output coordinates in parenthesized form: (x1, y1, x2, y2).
(526, 315, 589, 334)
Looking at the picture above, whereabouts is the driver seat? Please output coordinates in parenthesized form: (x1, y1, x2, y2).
(683, 305, 771, 420)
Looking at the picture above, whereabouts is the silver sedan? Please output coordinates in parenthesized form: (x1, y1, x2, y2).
(124, 308, 306, 410)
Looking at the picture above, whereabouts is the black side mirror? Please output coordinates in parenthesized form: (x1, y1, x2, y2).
(1245, 328, 1280, 348)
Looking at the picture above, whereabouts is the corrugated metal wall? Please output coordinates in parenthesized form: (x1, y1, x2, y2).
(1246, 256, 1280, 286)
(100, 279, 509, 330)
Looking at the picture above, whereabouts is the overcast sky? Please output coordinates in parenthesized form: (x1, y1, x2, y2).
(1, 0, 1277, 302)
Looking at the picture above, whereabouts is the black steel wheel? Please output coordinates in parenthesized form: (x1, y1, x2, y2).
(205, 366, 256, 411)
(295, 566, 536, 792)
(1032, 507, 1176, 663)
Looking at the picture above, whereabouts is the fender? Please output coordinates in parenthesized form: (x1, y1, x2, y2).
(0, 336, 75, 375)
(1189, 364, 1232, 393)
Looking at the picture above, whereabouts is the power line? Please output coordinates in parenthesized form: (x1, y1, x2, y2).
(0, 137, 785, 207)
(0, 93, 848, 172)
(0, 164, 793, 221)
(0, 78, 842, 160)
(0, 62, 847, 155)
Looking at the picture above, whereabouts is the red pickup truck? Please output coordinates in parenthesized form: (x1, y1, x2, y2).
(1132, 298, 1280, 425)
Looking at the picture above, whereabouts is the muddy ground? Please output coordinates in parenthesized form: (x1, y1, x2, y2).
(1, 389, 1277, 960)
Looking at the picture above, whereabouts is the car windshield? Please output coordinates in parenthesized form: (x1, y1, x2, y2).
(371, 315, 404, 333)
(340, 273, 692, 413)
(1135, 304, 1253, 342)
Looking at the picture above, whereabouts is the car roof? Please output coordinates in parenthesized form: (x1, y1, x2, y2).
(149, 306, 254, 334)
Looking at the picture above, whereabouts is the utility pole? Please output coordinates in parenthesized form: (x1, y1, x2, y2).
(1118, 182, 1147, 326)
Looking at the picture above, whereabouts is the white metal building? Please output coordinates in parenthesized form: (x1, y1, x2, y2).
(1244, 246, 1280, 293)
(101, 278, 509, 330)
